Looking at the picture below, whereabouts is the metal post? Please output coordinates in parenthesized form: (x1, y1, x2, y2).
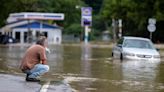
(150, 32, 152, 40)
(147, 18, 156, 41)
(118, 19, 122, 39)
(84, 26, 89, 44)
(112, 18, 117, 43)
(40, 20, 43, 35)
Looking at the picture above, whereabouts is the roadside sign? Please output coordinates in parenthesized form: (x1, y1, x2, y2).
(148, 18, 156, 25)
(81, 7, 92, 26)
(147, 18, 156, 32)
(147, 18, 156, 40)
(7, 12, 64, 23)
(147, 24, 156, 32)
(81, 7, 92, 44)
(81, 7, 92, 16)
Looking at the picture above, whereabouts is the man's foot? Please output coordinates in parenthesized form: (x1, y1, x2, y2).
(26, 77, 40, 82)
(26, 74, 40, 82)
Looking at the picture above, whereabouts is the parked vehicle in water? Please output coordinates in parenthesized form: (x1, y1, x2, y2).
(112, 36, 160, 61)
(0, 35, 16, 44)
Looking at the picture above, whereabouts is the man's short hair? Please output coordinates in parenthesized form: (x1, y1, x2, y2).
(36, 36, 47, 46)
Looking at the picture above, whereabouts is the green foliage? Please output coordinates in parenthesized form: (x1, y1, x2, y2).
(83, 0, 104, 14)
(155, 0, 164, 20)
(1, 0, 164, 42)
(64, 23, 82, 36)
(101, 0, 164, 40)
(0, 0, 84, 25)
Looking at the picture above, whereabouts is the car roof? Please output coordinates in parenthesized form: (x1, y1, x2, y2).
(123, 36, 150, 41)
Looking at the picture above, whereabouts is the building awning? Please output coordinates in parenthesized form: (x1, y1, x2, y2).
(12, 21, 60, 29)
(0, 20, 61, 33)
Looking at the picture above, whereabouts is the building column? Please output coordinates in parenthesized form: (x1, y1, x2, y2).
(20, 31, 24, 44)
(32, 30, 36, 43)
(32, 30, 36, 37)
(12, 30, 15, 38)
(9, 32, 12, 37)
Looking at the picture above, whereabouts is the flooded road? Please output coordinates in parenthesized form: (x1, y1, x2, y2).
(0, 44, 164, 92)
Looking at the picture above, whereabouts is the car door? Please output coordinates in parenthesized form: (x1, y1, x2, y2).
(112, 38, 123, 59)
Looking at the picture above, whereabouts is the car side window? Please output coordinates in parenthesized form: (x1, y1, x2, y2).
(117, 38, 123, 45)
(116, 38, 124, 48)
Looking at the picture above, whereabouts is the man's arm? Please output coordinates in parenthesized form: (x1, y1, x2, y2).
(39, 48, 47, 64)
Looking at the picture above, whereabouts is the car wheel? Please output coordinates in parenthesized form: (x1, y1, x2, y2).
(120, 53, 123, 60)
(112, 52, 114, 57)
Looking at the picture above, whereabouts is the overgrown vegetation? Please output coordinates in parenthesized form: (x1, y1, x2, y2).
(0, 0, 164, 42)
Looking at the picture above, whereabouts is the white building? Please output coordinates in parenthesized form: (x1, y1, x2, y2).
(1, 20, 62, 44)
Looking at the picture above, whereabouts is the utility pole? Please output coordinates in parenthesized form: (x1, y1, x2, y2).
(112, 18, 117, 43)
(118, 19, 122, 39)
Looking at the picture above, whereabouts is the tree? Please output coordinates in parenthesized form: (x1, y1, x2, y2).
(101, 0, 164, 42)
(1, 0, 164, 42)
(64, 23, 82, 36)
(83, 0, 104, 14)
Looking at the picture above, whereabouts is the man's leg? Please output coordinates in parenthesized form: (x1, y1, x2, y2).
(22, 70, 31, 80)
(28, 64, 49, 79)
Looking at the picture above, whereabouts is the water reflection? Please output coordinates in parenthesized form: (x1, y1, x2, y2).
(121, 60, 160, 81)
(80, 44, 92, 92)
(81, 44, 92, 77)
(111, 59, 161, 92)
(0, 45, 27, 73)
(48, 45, 63, 73)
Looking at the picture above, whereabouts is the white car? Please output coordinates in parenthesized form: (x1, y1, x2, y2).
(112, 36, 160, 61)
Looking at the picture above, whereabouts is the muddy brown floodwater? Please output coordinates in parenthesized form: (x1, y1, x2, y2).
(0, 44, 164, 92)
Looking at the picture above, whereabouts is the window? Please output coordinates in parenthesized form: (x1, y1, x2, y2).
(117, 38, 124, 45)
(24, 32, 27, 42)
(15, 32, 20, 42)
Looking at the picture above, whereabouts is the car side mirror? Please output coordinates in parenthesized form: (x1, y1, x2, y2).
(117, 44, 122, 48)
(156, 48, 160, 51)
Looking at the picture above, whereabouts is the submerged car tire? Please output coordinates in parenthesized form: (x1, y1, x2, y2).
(112, 52, 114, 57)
(120, 53, 123, 60)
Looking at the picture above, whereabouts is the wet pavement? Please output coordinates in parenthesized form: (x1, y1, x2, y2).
(0, 44, 164, 92)
(0, 73, 75, 92)
(0, 74, 41, 92)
